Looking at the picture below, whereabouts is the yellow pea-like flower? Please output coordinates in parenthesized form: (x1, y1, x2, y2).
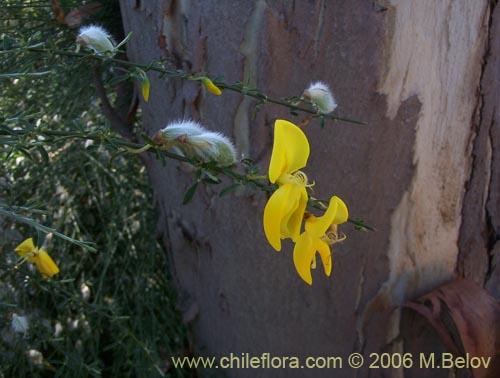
(293, 196, 348, 285)
(263, 120, 311, 251)
(15, 238, 59, 278)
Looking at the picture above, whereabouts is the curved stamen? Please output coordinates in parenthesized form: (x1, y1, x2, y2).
(322, 230, 347, 245)
(277, 170, 314, 188)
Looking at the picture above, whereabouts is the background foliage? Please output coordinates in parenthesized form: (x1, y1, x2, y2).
(0, 1, 190, 377)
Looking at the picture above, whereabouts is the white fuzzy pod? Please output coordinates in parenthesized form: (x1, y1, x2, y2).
(161, 120, 237, 166)
(303, 81, 337, 114)
(77, 25, 115, 55)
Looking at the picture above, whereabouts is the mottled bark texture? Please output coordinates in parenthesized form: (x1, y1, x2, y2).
(119, 1, 499, 377)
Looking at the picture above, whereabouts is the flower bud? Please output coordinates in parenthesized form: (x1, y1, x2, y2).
(303, 81, 337, 114)
(155, 120, 236, 165)
(76, 25, 115, 55)
(201, 77, 222, 96)
(27, 349, 44, 367)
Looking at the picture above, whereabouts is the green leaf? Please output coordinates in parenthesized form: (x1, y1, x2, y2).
(203, 170, 221, 184)
(0, 71, 53, 79)
(108, 73, 131, 86)
(183, 182, 199, 204)
(36, 145, 49, 164)
(115, 31, 133, 50)
(140, 132, 156, 145)
(18, 147, 33, 161)
(219, 183, 240, 197)
(194, 168, 203, 180)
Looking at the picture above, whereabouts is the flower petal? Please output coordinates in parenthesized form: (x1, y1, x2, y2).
(306, 197, 339, 238)
(35, 250, 59, 278)
(315, 239, 332, 277)
(293, 233, 315, 285)
(285, 186, 308, 242)
(263, 185, 293, 251)
(268, 120, 310, 183)
(305, 196, 349, 238)
(332, 196, 348, 224)
(263, 184, 307, 251)
(15, 238, 35, 258)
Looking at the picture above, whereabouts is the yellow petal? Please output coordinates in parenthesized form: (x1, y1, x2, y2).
(293, 233, 315, 285)
(15, 238, 36, 258)
(263, 185, 291, 251)
(268, 120, 310, 183)
(263, 184, 295, 251)
(315, 239, 332, 277)
(306, 197, 339, 238)
(285, 186, 308, 242)
(332, 196, 348, 224)
(264, 184, 308, 250)
(201, 77, 222, 96)
(141, 78, 150, 102)
(34, 250, 59, 278)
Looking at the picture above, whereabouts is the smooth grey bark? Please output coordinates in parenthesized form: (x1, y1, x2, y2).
(119, 1, 499, 377)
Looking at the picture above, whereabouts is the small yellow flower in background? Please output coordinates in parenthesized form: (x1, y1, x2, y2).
(293, 196, 348, 285)
(15, 238, 59, 278)
(201, 77, 222, 96)
(303, 81, 337, 114)
(134, 68, 150, 102)
(263, 119, 311, 251)
(141, 77, 150, 102)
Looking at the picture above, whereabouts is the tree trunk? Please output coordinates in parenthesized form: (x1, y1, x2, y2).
(119, 1, 500, 377)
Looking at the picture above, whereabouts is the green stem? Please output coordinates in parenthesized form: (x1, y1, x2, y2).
(15, 45, 366, 125)
(1, 126, 375, 231)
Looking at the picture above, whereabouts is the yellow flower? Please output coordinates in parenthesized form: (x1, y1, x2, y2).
(293, 196, 348, 285)
(15, 238, 59, 278)
(141, 77, 150, 102)
(263, 119, 310, 251)
(201, 77, 222, 96)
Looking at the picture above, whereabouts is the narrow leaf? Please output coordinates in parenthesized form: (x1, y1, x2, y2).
(183, 182, 199, 205)
(219, 183, 240, 197)
(203, 171, 221, 184)
(36, 145, 50, 164)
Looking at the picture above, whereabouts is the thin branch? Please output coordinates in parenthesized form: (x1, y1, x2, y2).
(0, 127, 374, 231)
(16, 45, 367, 125)
(91, 64, 135, 140)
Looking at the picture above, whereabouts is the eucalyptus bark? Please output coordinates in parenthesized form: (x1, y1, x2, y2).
(119, 1, 500, 377)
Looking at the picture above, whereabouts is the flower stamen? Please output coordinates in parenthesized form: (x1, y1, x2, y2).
(277, 171, 314, 188)
(322, 224, 347, 245)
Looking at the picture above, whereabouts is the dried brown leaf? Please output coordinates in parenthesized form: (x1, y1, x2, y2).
(405, 278, 500, 378)
(64, 2, 103, 28)
(50, 0, 65, 24)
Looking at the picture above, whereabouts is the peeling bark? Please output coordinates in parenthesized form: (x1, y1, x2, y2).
(458, 2, 500, 290)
